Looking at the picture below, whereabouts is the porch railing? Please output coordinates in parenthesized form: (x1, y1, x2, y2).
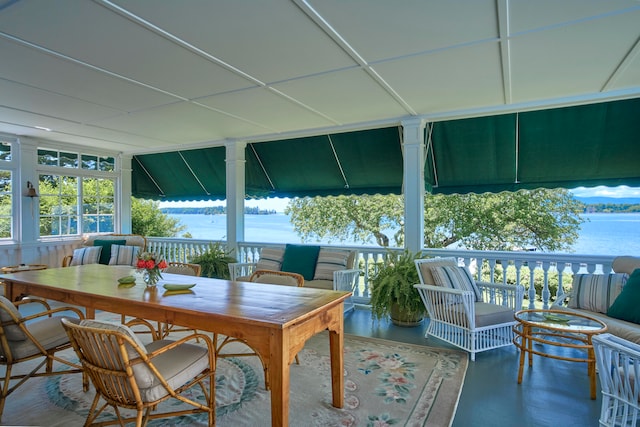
(146, 237, 617, 309)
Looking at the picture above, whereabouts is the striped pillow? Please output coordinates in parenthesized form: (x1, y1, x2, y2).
(256, 248, 284, 271)
(108, 245, 140, 266)
(568, 273, 628, 313)
(70, 246, 102, 266)
(313, 249, 351, 281)
(429, 265, 482, 302)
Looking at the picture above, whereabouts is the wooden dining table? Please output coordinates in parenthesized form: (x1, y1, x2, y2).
(1, 264, 351, 426)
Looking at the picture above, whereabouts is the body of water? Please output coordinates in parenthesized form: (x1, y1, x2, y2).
(169, 212, 640, 256)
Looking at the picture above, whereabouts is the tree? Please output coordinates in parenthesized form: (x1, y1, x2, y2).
(131, 197, 187, 237)
(285, 189, 585, 251)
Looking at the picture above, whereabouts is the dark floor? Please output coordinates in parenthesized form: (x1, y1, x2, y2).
(344, 306, 602, 427)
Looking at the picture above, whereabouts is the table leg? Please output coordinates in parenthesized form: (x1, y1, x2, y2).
(517, 325, 527, 384)
(329, 326, 345, 408)
(269, 330, 290, 427)
(527, 325, 533, 367)
(587, 339, 597, 400)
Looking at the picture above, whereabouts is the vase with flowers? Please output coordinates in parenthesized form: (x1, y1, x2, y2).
(136, 252, 168, 287)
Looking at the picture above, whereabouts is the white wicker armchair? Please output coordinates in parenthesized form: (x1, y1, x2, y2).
(593, 333, 640, 427)
(414, 258, 525, 361)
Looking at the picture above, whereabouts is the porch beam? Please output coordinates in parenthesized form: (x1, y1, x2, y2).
(401, 118, 426, 254)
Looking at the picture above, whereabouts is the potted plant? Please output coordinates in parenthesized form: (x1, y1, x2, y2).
(369, 250, 425, 326)
(189, 242, 237, 279)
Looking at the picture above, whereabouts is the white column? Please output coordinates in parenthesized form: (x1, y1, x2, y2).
(402, 118, 426, 254)
(119, 154, 133, 233)
(18, 138, 39, 244)
(226, 140, 246, 256)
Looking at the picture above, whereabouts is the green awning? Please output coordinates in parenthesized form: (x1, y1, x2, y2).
(132, 98, 640, 201)
(426, 97, 640, 194)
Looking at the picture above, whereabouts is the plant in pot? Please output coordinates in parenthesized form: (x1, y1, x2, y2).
(189, 242, 237, 279)
(369, 249, 425, 326)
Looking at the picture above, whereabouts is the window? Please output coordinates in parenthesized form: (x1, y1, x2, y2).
(0, 141, 13, 239)
(38, 148, 116, 237)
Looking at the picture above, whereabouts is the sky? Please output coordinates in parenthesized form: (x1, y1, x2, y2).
(158, 185, 640, 212)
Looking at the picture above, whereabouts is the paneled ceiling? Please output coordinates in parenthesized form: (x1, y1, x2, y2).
(1, 0, 639, 155)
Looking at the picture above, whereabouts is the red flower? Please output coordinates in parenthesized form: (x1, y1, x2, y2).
(144, 259, 155, 269)
(136, 259, 146, 269)
(157, 260, 168, 269)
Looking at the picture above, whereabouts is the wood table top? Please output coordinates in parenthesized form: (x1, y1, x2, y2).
(2, 264, 351, 330)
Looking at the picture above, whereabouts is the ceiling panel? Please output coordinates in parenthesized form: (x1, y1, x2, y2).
(0, 0, 637, 155)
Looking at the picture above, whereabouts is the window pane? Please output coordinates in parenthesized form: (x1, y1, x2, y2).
(0, 171, 11, 192)
(99, 156, 115, 172)
(38, 149, 58, 166)
(81, 154, 98, 170)
(0, 142, 11, 162)
(0, 189, 11, 239)
(60, 152, 78, 168)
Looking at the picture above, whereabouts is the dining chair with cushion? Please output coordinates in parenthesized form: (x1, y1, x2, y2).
(62, 318, 216, 427)
(0, 296, 86, 421)
(215, 269, 304, 390)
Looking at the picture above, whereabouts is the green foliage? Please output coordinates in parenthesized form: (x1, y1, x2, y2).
(131, 197, 187, 237)
(369, 250, 425, 320)
(189, 242, 237, 279)
(285, 189, 584, 251)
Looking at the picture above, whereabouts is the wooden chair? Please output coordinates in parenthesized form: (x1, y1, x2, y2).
(62, 318, 216, 427)
(123, 262, 203, 339)
(0, 296, 86, 421)
(215, 269, 304, 390)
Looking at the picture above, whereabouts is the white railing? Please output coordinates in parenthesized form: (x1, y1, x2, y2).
(145, 237, 617, 309)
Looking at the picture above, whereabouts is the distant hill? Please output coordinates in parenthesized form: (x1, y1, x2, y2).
(575, 196, 640, 205)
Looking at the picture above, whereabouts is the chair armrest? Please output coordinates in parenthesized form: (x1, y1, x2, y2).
(228, 262, 257, 281)
(414, 284, 476, 324)
(333, 269, 360, 293)
(20, 305, 84, 323)
(476, 281, 525, 310)
(15, 297, 51, 311)
(551, 292, 570, 308)
(62, 255, 73, 267)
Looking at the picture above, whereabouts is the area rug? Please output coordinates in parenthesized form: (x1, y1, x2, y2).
(1, 314, 468, 427)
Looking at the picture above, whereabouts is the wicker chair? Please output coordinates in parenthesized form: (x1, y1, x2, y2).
(593, 333, 640, 427)
(62, 318, 215, 427)
(414, 258, 525, 361)
(215, 269, 304, 390)
(0, 296, 86, 421)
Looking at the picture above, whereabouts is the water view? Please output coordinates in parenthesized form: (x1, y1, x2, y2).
(168, 212, 640, 256)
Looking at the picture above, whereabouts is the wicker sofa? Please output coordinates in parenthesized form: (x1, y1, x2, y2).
(552, 256, 640, 344)
(229, 245, 360, 312)
(62, 234, 147, 267)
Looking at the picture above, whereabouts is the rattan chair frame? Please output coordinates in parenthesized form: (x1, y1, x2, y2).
(0, 297, 86, 421)
(62, 319, 216, 427)
(215, 269, 303, 390)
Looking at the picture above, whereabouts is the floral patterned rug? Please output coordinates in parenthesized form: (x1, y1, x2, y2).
(2, 314, 468, 427)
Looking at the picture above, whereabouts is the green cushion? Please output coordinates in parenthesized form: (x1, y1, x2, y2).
(607, 268, 640, 324)
(93, 239, 126, 265)
(280, 244, 320, 281)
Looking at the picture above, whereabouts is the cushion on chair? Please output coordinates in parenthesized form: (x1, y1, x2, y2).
(164, 264, 198, 276)
(108, 245, 141, 266)
(93, 239, 126, 265)
(252, 273, 301, 287)
(416, 257, 458, 285)
(3, 316, 79, 360)
(568, 273, 628, 314)
(607, 269, 640, 324)
(313, 249, 351, 281)
(138, 339, 211, 402)
(280, 244, 320, 281)
(69, 246, 102, 266)
(255, 248, 285, 271)
(0, 295, 27, 341)
(429, 265, 483, 302)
